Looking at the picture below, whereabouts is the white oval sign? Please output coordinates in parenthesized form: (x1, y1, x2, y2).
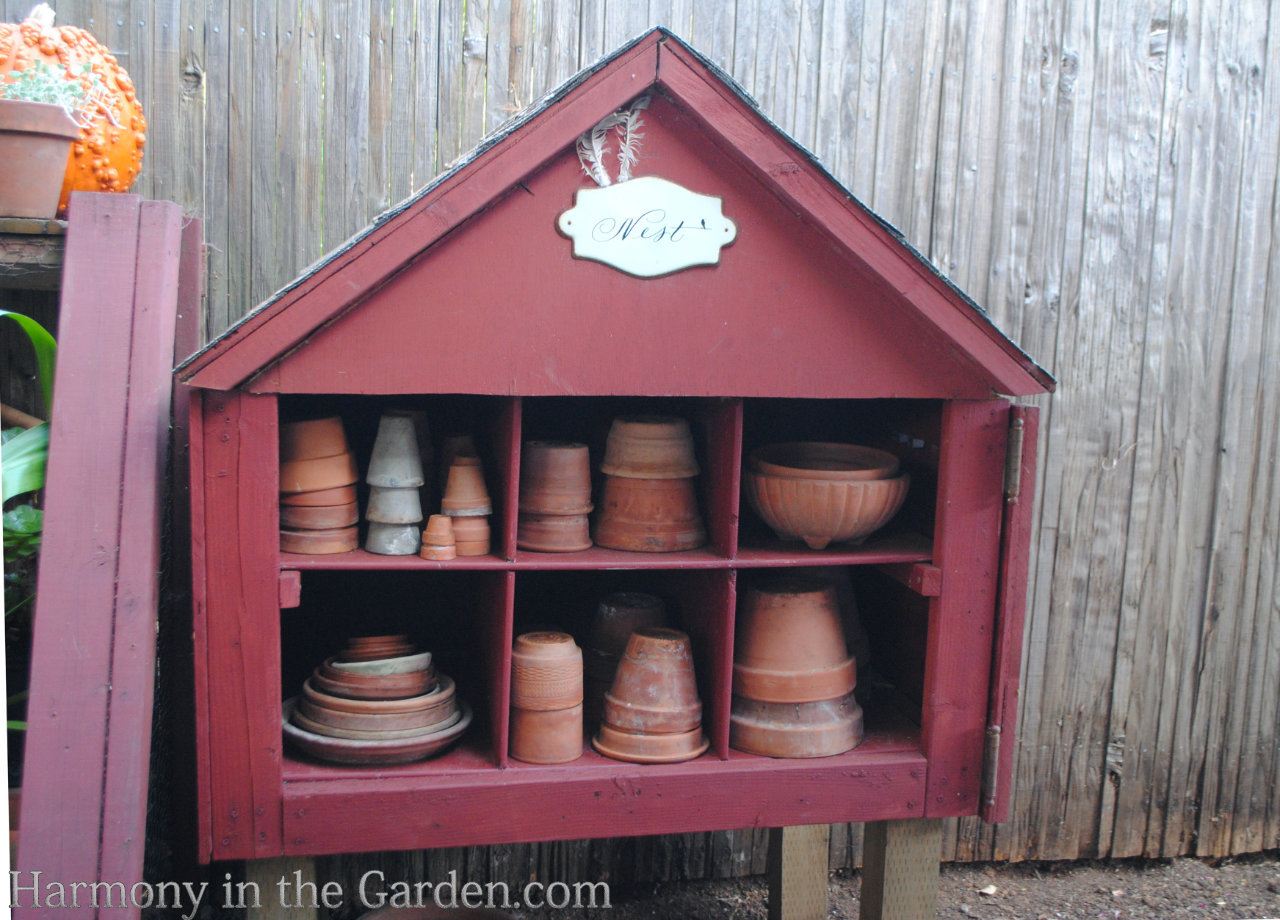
(557, 176, 737, 278)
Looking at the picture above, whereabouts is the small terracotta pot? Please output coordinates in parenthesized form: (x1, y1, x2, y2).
(594, 475, 706, 552)
(422, 514, 455, 545)
(749, 442, 900, 481)
(367, 412, 426, 488)
(420, 544, 456, 561)
(600, 415, 700, 479)
(450, 515, 491, 556)
(280, 416, 349, 461)
(279, 501, 359, 530)
(280, 484, 358, 507)
(733, 577, 855, 703)
(509, 704, 584, 764)
(592, 722, 709, 764)
(602, 628, 702, 734)
(365, 521, 422, 556)
(519, 441, 593, 514)
(728, 692, 864, 758)
(511, 631, 583, 711)
(438, 434, 477, 492)
(517, 512, 592, 552)
(587, 592, 668, 658)
(280, 452, 359, 494)
(280, 525, 359, 555)
(441, 456, 492, 516)
(365, 485, 424, 524)
(0, 99, 80, 219)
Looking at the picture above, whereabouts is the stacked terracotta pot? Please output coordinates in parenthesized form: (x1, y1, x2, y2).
(419, 514, 456, 560)
(517, 441, 593, 552)
(509, 631, 583, 763)
(593, 627, 708, 763)
(279, 416, 360, 554)
(365, 411, 426, 555)
(283, 635, 471, 765)
(441, 452, 492, 556)
(729, 577, 864, 758)
(581, 592, 668, 726)
(594, 415, 706, 553)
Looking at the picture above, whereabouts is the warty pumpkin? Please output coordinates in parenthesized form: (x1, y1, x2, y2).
(0, 3, 146, 215)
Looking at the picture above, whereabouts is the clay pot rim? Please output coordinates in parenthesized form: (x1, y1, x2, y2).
(729, 694, 864, 758)
(749, 442, 900, 481)
(602, 691, 702, 734)
(301, 674, 456, 714)
(280, 484, 358, 506)
(280, 525, 359, 555)
(512, 631, 581, 659)
(592, 723, 709, 764)
(731, 658, 856, 704)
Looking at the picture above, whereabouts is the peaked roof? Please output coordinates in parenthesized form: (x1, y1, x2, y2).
(178, 28, 1053, 397)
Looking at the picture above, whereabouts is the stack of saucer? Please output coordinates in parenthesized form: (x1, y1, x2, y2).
(279, 416, 359, 554)
(283, 635, 471, 765)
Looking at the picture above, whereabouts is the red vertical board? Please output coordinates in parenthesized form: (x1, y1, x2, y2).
(922, 400, 1008, 818)
(981, 405, 1039, 823)
(196, 390, 285, 859)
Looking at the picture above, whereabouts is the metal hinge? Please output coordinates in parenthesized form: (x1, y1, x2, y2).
(981, 724, 1001, 810)
(1003, 413, 1025, 502)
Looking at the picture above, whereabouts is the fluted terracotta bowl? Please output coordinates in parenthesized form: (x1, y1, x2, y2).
(743, 470, 909, 549)
(749, 442, 899, 481)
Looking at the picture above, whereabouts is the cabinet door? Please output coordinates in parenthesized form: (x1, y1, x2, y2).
(981, 404, 1039, 823)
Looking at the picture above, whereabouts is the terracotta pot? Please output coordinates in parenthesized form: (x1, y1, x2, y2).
(587, 592, 668, 658)
(367, 412, 426, 488)
(592, 722, 708, 764)
(279, 501, 359, 530)
(733, 577, 855, 703)
(438, 434, 477, 492)
(283, 698, 472, 766)
(280, 483, 358, 507)
(511, 631, 583, 711)
(743, 470, 909, 549)
(280, 416, 349, 461)
(728, 692, 864, 758)
(517, 512, 592, 552)
(509, 704, 584, 764)
(594, 475, 706, 552)
(441, 456, 492, 516)
(602, 627, 702, 734)
(365, 485, 424, 524)
(302, 673, 455, 715)
(365, 521, 421, 556)
(600, 414, 700, 479)
(280, 452, 359, 494)
(450, 515, 491, 556)
(749, 442, 900, 481)
(0, 99, 80, 219)
(519, 441, 593, 514)
(280, 525, 358, 555)
(420, 514, 456, 560)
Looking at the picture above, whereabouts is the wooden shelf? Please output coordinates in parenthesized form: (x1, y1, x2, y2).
(0, 217, 66, 291)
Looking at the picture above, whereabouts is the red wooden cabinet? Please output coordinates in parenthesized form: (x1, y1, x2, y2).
(179, 30, 1051, 863)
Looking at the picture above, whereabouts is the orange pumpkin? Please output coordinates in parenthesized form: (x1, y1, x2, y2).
(0, 3, 146, 215)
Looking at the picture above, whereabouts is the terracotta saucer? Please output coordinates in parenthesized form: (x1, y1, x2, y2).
(282, 699, 472, 766)
(311, 660, 437, 700)
(301, 674, 456, 716)
(331, 651, 433, 676)
(591, 723, 709, 764)
(297, 690, 458, 733)
(290, 704, 463, 741)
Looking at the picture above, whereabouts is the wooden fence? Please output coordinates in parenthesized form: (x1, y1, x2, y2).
(4, 0, 1277, 870)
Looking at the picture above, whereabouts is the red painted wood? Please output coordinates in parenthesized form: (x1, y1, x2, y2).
(498, 398, 522, 560)
(982, 405, 1039, 824)
(483, 572, 515, 766)
(279, 570, 303, 608)
(188, 392, 213, 857)
(654, 39, 1053, 398)
(921, 400, 1008, 818)
(98, 199, 185, 894)
(179, 36, 663, 392)
(196, 391, 284, 860)
(876, 562, 944, 597)
(17, 194, 143, 916)
(702, 399, 743, 558)
(279, 745, 927, 855)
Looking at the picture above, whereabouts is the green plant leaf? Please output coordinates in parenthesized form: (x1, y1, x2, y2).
(0, 310, 57, 415)
(1, 422, 49, 502)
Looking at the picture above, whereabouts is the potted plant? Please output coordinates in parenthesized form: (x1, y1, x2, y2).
(0, 60, 84, 219)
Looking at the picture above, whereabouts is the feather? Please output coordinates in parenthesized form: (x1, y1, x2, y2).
(617, 96, 650, 182)
(575, 111, 624, 186)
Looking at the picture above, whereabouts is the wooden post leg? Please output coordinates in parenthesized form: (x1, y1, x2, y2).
(244, 856, 320, 920)
(767, 824, 831, 920)
(859, 819, 942, 920)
